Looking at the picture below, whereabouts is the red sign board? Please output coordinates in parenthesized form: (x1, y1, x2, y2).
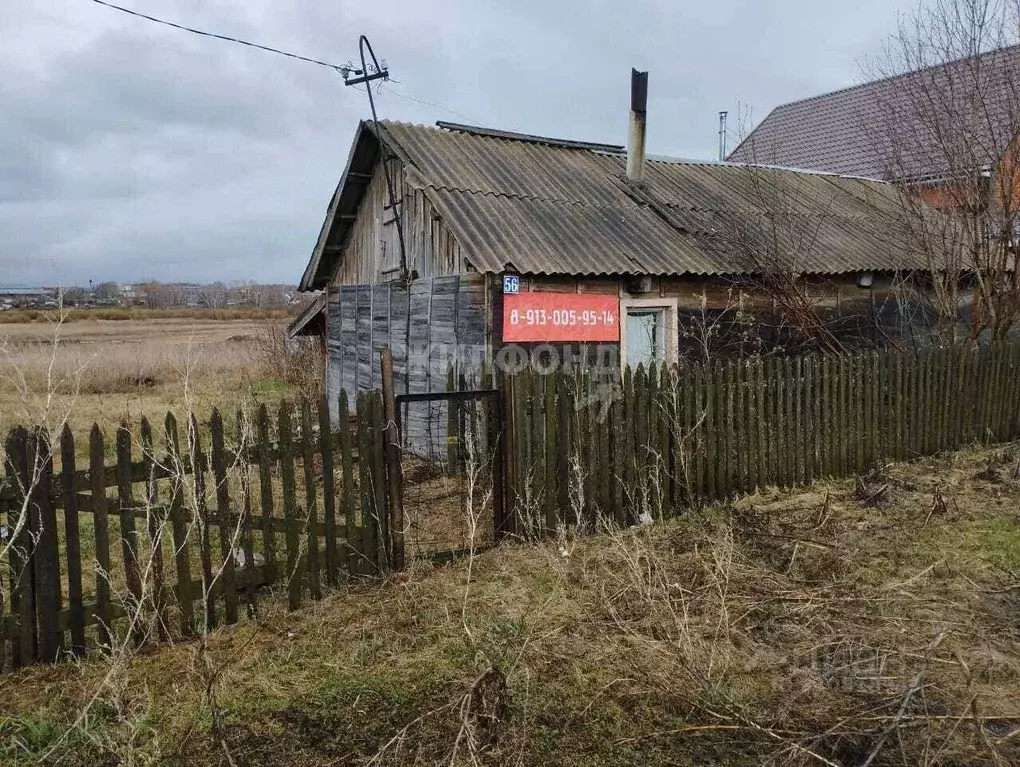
(502, 292, 620, 342)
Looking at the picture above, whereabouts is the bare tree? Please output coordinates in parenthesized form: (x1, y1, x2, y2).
(199, 281, 228, 309)
(867, 0, 1020, 343)
(93, 282, 120, 302)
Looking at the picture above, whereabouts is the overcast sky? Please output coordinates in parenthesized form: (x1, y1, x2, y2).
(1, 0, 921, 288)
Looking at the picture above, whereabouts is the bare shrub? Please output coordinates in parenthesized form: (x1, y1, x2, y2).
(867, 0, 1020, 344)
(246, 321, 324, 401)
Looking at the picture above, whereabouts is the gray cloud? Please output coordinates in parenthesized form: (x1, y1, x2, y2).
(1, 0, 919, 286)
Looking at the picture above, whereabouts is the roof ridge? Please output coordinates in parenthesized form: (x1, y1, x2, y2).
(434, 121, 625, 152)
(380, 118, 625, 153)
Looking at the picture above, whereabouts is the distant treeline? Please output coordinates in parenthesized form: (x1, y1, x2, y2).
(58, 281, 298, 310)
(0, 307, 292, 324)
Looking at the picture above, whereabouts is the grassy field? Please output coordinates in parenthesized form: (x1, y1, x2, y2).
(1, 443, 1018, 765)
(0, 307, 290, 324)
(0, 314, 320, 436)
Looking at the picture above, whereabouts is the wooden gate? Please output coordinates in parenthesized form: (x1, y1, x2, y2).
(393, 388, 508, 561)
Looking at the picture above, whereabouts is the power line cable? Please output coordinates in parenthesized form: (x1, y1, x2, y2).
(89, 0, 348, 72)
(380, 85, 479, 123)
(88, 2, 481, 131)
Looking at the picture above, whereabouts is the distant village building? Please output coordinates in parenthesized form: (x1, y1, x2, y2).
(0, 287, 57, 309)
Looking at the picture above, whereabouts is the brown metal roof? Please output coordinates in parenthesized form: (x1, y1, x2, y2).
(727, 45, 1020, 180)
(299, 119, 930, 289)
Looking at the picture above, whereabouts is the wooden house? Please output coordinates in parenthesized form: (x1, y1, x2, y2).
(294, 78, 931, 414)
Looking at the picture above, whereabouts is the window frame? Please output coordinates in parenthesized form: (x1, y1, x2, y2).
(619, 296, 679, 370)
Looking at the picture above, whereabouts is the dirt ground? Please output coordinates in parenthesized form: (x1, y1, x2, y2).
(2, 442, 1018, 766)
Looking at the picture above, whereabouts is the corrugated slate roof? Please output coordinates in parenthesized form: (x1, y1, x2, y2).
(727, 45, 1020, 180)
(299, 119, 929, 290)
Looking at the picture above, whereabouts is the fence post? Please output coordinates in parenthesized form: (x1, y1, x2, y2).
(509, 371, 529, 536)
(255, 405, 276, 582)
(356, 393, 376, 574)
(369, 392, 389, 568)
(793, 356, 805, 485)
(493, 381, 510, 539)
(211, 410, 239, 624)
(337, 391, 357, 578)
(656, 365, 671, 514)
(638, 365, 654, 514)
(854, 353, 866, 472)
(29, 428, 61, 663)
(380, 349, 406, 570)
(557, 373, 572, 526)
(116, 423, 144, 646)
(88, 425, 112, 650)
(278, 401, 302, 610)
(317, 397, 339, 587)
(868, 351, 880, 466)
(756, 357, 767, 489)
(692, 362, 706, 500)
(809, 355, 822, 481)
(236, 410, 257, 611)
(60, 425, 85, 656)
(705, 362, 719, 497)
(164, 414, 194, 637)
(544, 371, 559, 532)
(140, 417, 168, 641)
(189, 414, 217, 631)
(734, 359, 747, 494)
(1010, 344, 1020, 439)
(6, 428, 37, 666)
(446, 368, 459, 475)
(300, 400, 321, 600)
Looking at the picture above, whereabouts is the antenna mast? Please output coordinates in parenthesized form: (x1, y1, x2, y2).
(343, 36, 408, 282)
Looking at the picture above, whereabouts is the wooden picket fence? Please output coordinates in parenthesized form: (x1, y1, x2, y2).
(504, 341, 1020, 530)
(0, 389, 392, 672)
(6, 340, 1020, 673)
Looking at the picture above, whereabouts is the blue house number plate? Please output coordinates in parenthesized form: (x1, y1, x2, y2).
(503, 275, 520, 294)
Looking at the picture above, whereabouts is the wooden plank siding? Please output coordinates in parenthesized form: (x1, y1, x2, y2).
(326, 275, 490, 420)
(329, 157, 465, 287)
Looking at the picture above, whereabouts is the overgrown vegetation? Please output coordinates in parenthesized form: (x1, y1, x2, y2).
(2, 443, 1018, 766)
(247, 320, 325, 402)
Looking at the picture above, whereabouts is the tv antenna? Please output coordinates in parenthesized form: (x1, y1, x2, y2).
(343, 36, 407, 281)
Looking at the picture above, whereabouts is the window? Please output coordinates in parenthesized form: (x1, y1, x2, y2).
(620, 297, 678, 370)
(626, 309, 665, 367)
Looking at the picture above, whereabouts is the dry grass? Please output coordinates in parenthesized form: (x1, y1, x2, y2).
(2, 443, 1019, 765)
(0, 317, 321, 435)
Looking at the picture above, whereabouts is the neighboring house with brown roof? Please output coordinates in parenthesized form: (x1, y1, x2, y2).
(727, 45, 1020, 211)
(295, 110, 935, 413)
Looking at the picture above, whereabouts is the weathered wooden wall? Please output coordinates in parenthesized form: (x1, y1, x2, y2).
(326, 274, 490, 418)
(501, 272, 939, 361)
(329, 157, 465, 286)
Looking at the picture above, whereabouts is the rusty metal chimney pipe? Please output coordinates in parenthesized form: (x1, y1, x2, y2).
(627, 68, 648, 183)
